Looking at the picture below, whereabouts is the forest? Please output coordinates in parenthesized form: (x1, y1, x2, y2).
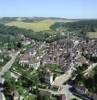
(50, 20, 97, 37)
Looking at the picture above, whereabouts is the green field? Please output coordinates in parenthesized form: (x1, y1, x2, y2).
(87, 32, 97, 38)
(5, 19, 74, 32)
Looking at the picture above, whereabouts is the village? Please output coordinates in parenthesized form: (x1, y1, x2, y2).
(0, 0, 97, 99)
(0, 34, 97, 100)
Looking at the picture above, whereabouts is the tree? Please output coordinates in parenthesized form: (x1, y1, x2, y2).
(16, 42, 22, 49)
(4, 77, 16, 96)
(71, 98, 78, 100)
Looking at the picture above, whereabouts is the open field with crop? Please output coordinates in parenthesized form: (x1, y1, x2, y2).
(87, 32, 97, 38)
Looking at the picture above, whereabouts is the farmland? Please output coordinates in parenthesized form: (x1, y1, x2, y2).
(5, 19, 74, 32)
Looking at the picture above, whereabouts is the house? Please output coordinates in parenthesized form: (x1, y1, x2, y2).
(0, 78, 5, 85)
(22, 39, 31, 46)
(45, 69, 53, 85)
(19, 52, 40, 70)
(92, 94, 97, 100)
(13, 91, 20, 100)
(0, 78, 5, 92)
(0, 59, 4, 63)
(29, 58, 40, 70)
(10, 72, 20, 82)
(19, 53, 31, 65)
(75, 85, 88, 95)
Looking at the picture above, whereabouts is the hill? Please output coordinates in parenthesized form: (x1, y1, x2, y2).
(3, 17, 75, 32)
(5, 20, 55, 32)
(50, 20, 97, 37)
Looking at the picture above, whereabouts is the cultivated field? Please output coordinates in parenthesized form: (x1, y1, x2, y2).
(87, 32, 97, 38)
(5, 19, 74, 32)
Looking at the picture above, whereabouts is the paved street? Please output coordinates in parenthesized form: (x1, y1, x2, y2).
(0, 51, 20, 77)
(52, 69, 72, 86)
(0, 51, 20, 100)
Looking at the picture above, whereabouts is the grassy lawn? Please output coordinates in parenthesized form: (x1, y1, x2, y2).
(45, 64, 64, 75)
(87, 32, 97, 38)
(25, 94, 37, 100)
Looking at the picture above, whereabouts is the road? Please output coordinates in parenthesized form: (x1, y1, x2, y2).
(83, 63, 97, 77)
(0, 51, 20, 77)
(51, 68, 81, 100)
(0, 51, 20, 100)
(52, 69, 72, 86)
